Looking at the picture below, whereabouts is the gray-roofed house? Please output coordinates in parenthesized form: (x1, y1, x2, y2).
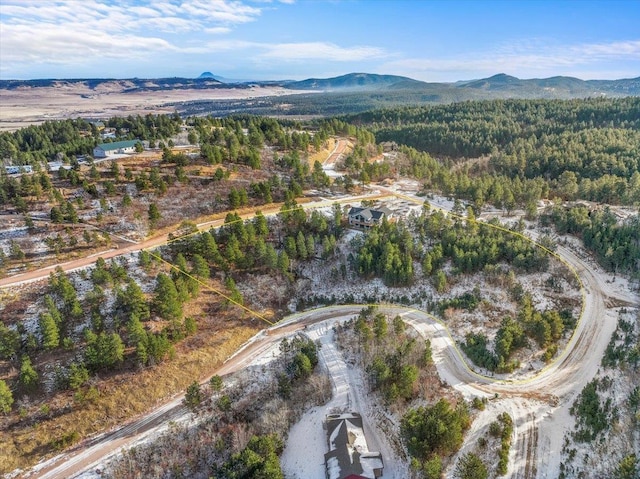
(93, 140, 141, 158)
(347, 206, 392, 229)
(324, 412, 384, 479)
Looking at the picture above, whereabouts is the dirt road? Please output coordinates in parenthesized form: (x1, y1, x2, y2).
(13, 185, 639, 478)
(0, 192, 389, 290)
(322, 138, 348, 167)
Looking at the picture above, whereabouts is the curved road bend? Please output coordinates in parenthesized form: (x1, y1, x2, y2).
(33, 234, 638, 479)
(9, 183, 638, 478)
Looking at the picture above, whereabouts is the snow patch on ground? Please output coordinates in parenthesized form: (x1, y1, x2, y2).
(556, 307, 640, 478)
(293, 224, 580, 379)
(281, 317, 409, 478)
(20, 302, 42, 337)
(0, 225, 29, 239)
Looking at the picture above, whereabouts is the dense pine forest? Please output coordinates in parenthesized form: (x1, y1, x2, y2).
(347, 97, 640, 205)
(0, 114, 184, 165)
(1, 93, 639, 478)
(341, 98, 640, 275)
(1, 98, 638, 278)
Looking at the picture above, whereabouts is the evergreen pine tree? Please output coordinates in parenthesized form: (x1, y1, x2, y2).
(0, 380, 13, 414)
(153, 273, 183, 320)
(39, 312, 60, 349)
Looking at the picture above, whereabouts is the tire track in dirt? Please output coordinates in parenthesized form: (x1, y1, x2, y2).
(527, 418, 539, 479)
(515, 412, 538, 479)
(322, 138, 348, 167)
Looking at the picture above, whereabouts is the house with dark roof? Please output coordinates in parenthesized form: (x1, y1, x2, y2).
(347, 206, 392, 229)
(93, 140, 141, 158)
(324, 412, 383, 479)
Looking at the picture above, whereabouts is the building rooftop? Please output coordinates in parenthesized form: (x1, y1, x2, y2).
(95, 140, 140, 151)
(347, 206, 392, 221)
(324, 413, 383, 479)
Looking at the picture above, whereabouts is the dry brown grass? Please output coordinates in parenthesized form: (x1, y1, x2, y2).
(0, 306, 260, 474)
(307, 137, 336, 167)
(0, 84, 303, 132)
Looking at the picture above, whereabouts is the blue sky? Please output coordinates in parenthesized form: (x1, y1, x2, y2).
(1, 0, 638, 81)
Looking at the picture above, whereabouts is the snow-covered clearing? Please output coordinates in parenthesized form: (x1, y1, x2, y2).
(281, 316, 409, 479)
(8, 176, 640, 479)
(554, 307, 640, 478)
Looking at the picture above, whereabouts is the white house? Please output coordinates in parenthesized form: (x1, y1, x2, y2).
(93, 140, 141, 158)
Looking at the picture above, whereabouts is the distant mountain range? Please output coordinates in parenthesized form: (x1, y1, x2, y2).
(0, 76, 226, 92)
(453, 73, 640, 97)
(285, 73, 424, 90)
(1, 72, 639, 100)
(285, 72, 640, 98)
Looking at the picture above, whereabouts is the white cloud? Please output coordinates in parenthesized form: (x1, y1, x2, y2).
(0, 0, 268, 75)
(383, 39, 640, 79)
(138, 16, 197, 33)
(0, 0, 262, 31)
(0, 0, 261, 29)
(203, 40, 386, 62)
(127, 6, 163, 18)
(205, 27, 233, 35)
(205, 39, 255, 52)
(259, 42, 386, 62)
(1, 24, 176, 64)
(179, 0, 262, 24)
(571, 40, 640, 59)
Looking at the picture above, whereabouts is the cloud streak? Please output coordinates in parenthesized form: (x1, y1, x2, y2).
(2, 24, 176, 64)
(259, 42, 386, 61)
(0, 0, 263, 68)
(1, 0, 262, 30)
(0, 0, 385, 76)
(384, 39, 640, 78)
(204, 39, 386, 61)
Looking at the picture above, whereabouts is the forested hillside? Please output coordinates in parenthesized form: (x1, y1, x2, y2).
(348, 98, 640, 205)
(1, 95, 638, 477)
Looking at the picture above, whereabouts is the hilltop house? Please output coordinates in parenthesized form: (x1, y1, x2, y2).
(324, 412, 384, 479)
(93, 140, 141, 158)
(347, 206, 392, 229)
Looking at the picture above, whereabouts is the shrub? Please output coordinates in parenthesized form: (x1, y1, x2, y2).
(455, 452, 488, 479)
(0, 380, 13, 413)
(184, 381, 202, 410)
(401, 399, 470, 460)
